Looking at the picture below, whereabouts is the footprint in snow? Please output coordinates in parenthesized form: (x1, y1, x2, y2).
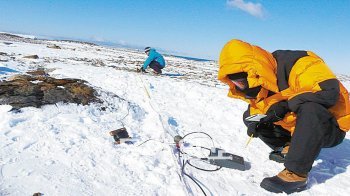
(167, 117, 178, 127)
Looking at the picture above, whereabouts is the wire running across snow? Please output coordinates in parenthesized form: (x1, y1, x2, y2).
(136, 73, 224, 196)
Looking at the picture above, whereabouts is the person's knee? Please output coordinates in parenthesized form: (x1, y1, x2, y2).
(296, 102, 335, 131)
(149, 61, 156, 68)
(297, 102, 326, 114)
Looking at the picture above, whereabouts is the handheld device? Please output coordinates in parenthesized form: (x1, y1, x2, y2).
(245, 114, 267, 122)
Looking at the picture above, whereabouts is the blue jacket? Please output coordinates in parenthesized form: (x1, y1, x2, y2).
(143, 49, 166, 69)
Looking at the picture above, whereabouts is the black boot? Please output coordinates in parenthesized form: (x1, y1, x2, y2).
(269, 144, 289, 163)
(260, 169, 307, 194)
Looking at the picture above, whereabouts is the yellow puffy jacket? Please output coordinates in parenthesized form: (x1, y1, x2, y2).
(218, 39, 350, 133)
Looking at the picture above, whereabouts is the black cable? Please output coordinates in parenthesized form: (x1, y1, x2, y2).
(187, 159, 221, 172)
(178, 132, 222, 195)
(136, 139, 175, 147)
(136, 132, 219, 195)
(178, 145, 209, 159)
(178, 132, 224, 172)
(179, 131, 215, 159)
(193, 146, 211, 151)
(136, 139, 153, 147)
(182, 131, 214, 147)
(181, 158, 207, 196)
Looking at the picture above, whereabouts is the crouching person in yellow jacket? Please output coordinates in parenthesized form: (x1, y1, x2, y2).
(218, 39, 350, 194)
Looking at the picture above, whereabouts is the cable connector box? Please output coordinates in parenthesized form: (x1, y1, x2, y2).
(208, 148, 245, 171)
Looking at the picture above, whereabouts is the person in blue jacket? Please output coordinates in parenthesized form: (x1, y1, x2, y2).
(140, 47, 166, 74)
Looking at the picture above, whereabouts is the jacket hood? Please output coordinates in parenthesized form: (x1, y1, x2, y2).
(218, 39, 279, 100)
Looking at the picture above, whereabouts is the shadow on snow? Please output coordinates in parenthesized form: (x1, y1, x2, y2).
(309, 138, 350, 187)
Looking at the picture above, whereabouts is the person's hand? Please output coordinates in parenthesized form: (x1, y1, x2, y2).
(246, 121, 275, 138)
(247, 121, 260, 137)
(137, 67, 146, 73)
(260, 101, 289, 123)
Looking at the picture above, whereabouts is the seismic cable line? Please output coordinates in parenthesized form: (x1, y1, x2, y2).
(135, 73, 243, 196)
(136, 129, 222, 195)
(135, 73, 247, 195)
(136, 73, 202, 196)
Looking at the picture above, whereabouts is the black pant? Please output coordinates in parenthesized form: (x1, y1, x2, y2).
(285, 102, 345, 175)
(255, 102, 345, 175)
(258, 125, 291, 150)
(149, 61, 163, 74)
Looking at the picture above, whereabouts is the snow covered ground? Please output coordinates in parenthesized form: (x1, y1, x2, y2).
(0, 34, 350, 195)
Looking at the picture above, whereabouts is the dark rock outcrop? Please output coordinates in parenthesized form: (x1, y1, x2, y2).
(23, 55, 39, 59)
(0, 70, 98, 109)
(47, 44, 61, 49)
(0, 33, 43, 45)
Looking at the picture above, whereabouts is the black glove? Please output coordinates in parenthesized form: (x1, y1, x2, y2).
(137, 67, 146, 73)
(260, 101, 289, 123)
(247, 121, 260, 137)
(243, 107, 260, 138)
(243, 105, 274, 138)
(246, 121, 275, 137)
